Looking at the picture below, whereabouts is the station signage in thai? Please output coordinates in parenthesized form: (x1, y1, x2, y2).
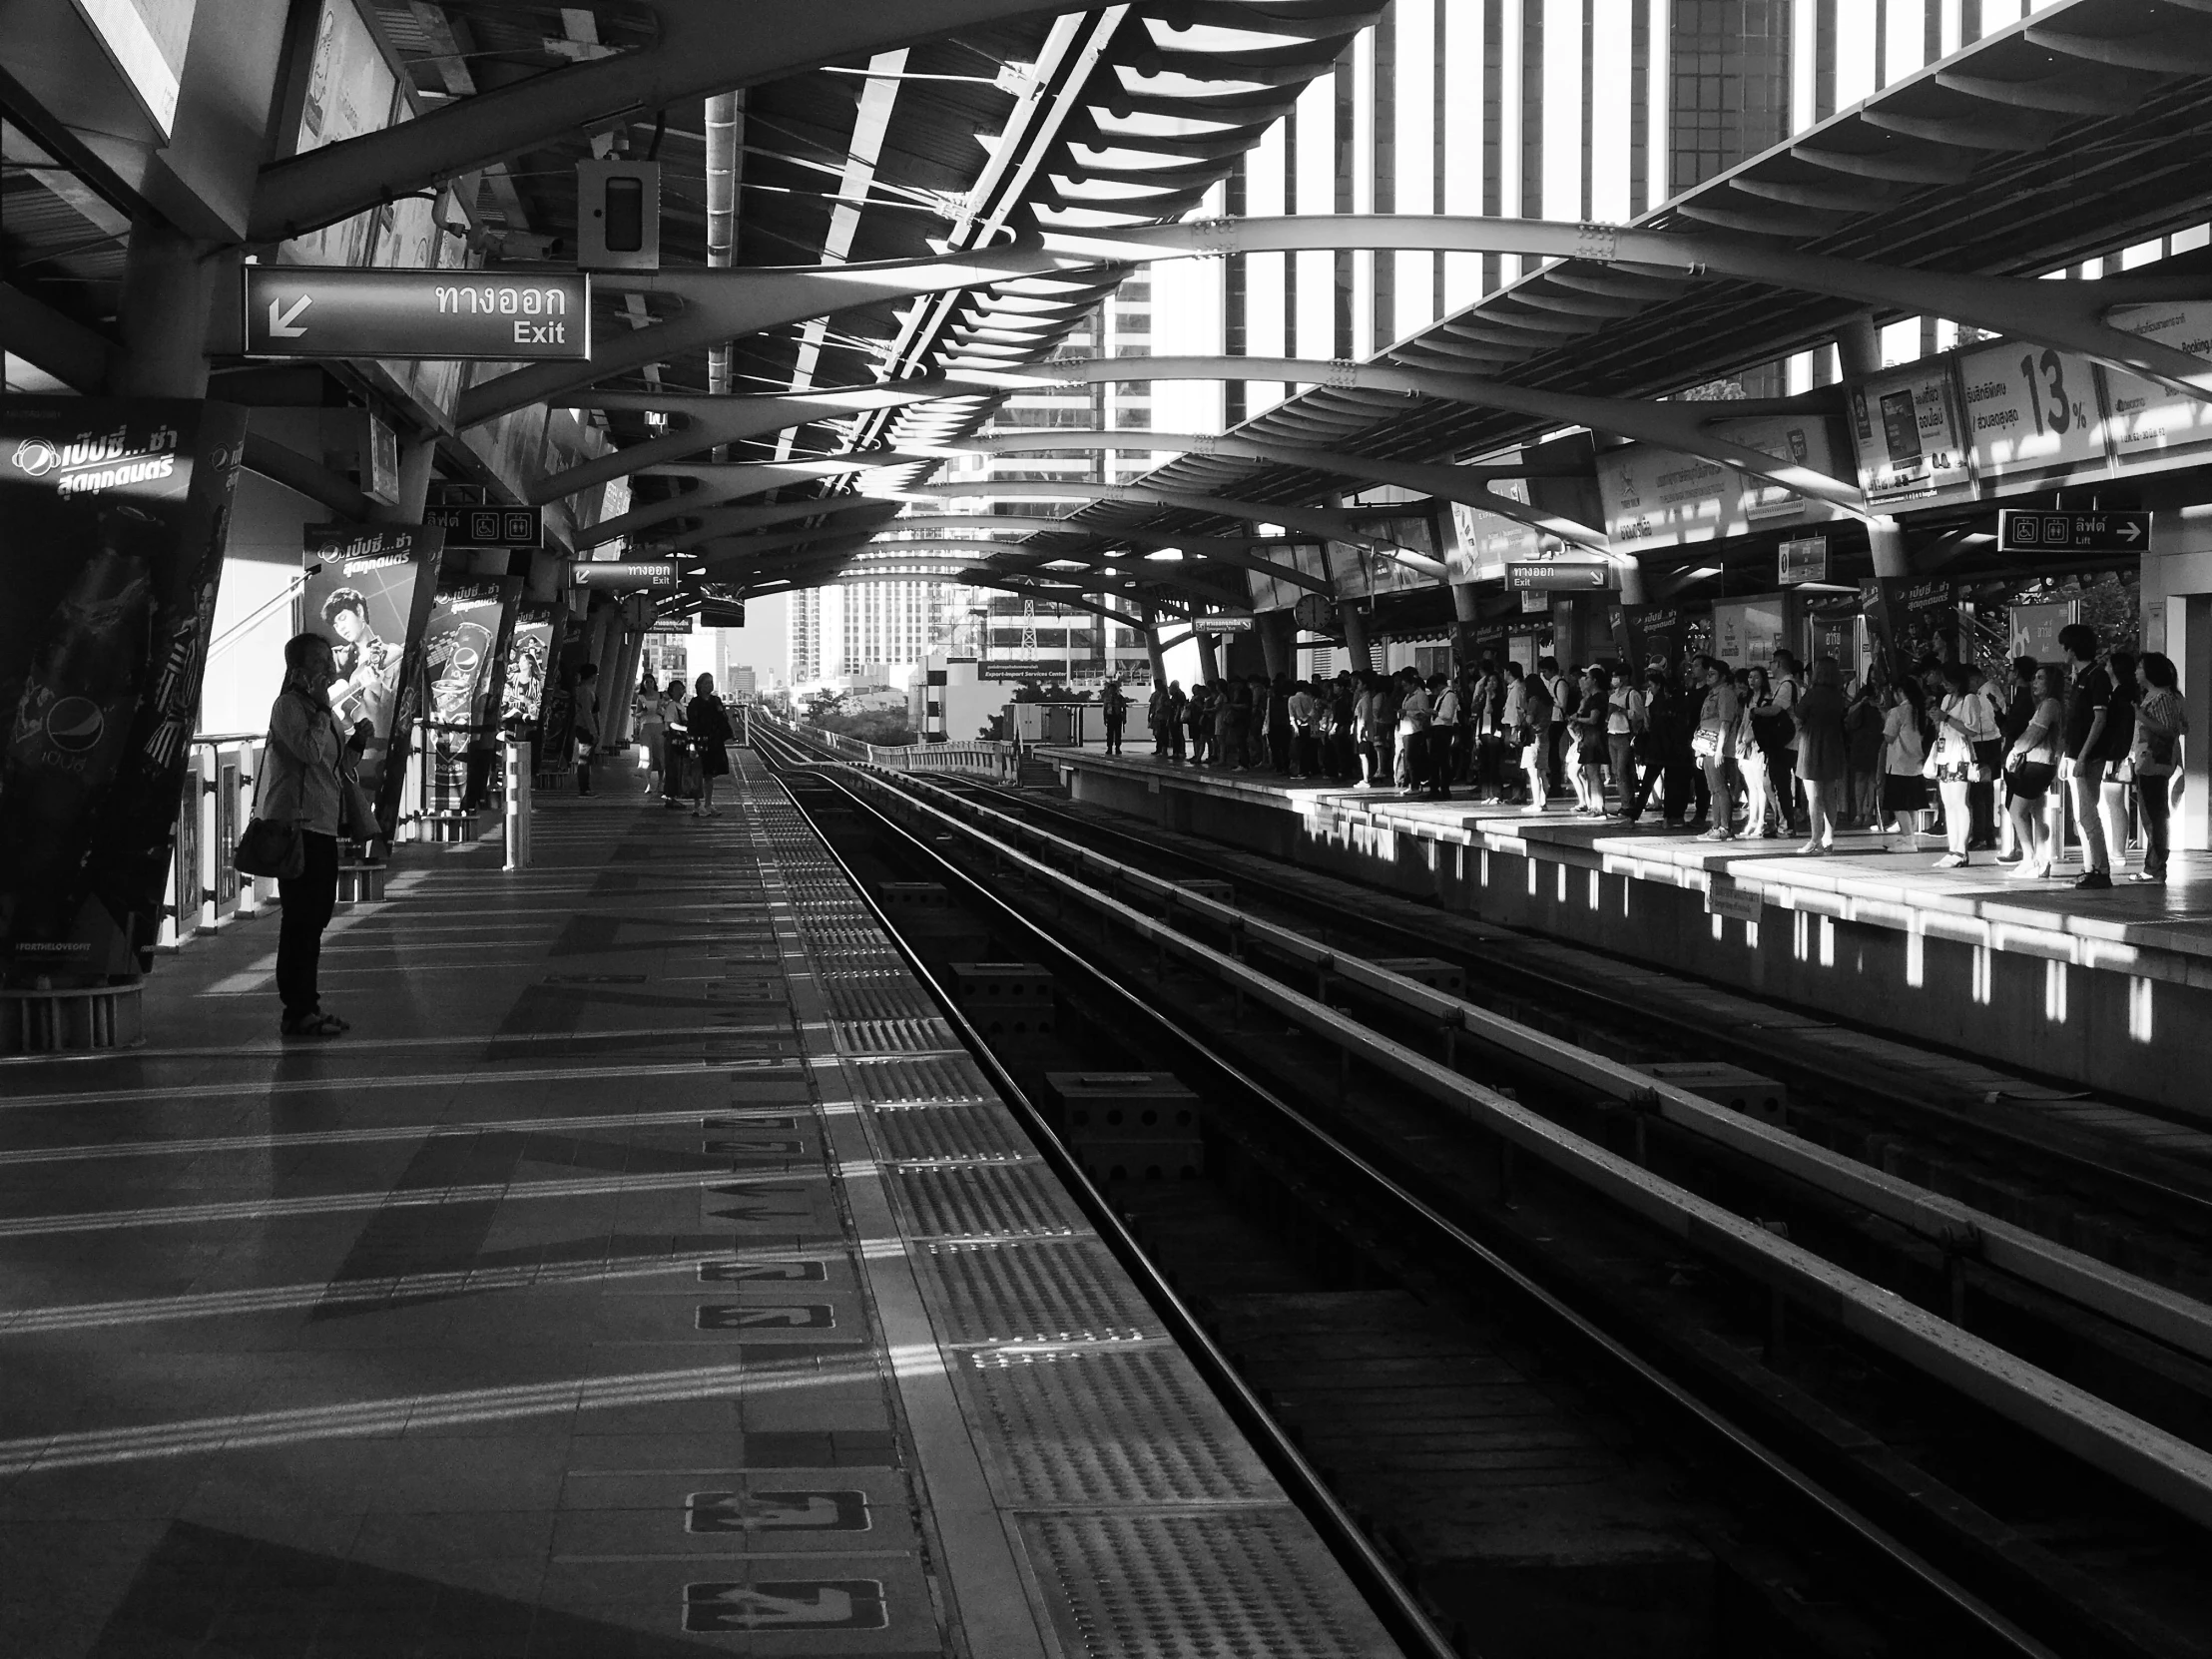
(1197, 613, 1256, 631)
(569, 559, 678, 590)
(1995, 509, 2151, 555)
(1508, 561, 1614, 591)
(244, 268, 592, 360)
(429, 504, 542, 547)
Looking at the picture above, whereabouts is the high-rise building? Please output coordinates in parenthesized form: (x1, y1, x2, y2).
(789, 588, 823, 685)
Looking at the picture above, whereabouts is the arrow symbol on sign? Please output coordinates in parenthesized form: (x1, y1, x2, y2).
(268, 295, 312, 337)
(2117, 521, 2144, 543)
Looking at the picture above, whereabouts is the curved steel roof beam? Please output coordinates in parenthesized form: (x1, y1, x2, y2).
(533, 387, 953, 504)
(840, 538, 1238, 602)
(251, 0, 1119, 241)
(889, 478, 1430, 550)
(934, 404, 1608, 550)
(584, 456, 923, 545)
(470, 213, 2212, 439)
(979, 355, 1868, 528)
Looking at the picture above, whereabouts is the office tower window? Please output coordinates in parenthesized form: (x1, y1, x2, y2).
(1670, 0, 1793, 192)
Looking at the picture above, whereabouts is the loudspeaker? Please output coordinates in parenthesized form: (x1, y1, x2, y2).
(576, 160, 661, 271)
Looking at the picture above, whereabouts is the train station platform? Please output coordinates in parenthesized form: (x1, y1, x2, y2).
(1042, 750, 2211, 1117)
(0, 757, 1398, 1658)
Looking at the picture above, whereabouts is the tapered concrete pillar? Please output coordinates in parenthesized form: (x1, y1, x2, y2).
(1142, 606, 1169, 689)
(1260, 610, 1293, 678)
(1449, 583, 1481, 667)
(1341, 603, 1374, 674)
(1195, 631, 1220, 685)
(113, 225, 218, 398)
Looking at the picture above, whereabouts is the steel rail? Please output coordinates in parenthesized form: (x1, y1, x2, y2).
(890, 759, 2212, 1369)
(752, 725, 2055, 1658)
(754, 724, 2212, 1532)
(755, 758, 1463, 1659)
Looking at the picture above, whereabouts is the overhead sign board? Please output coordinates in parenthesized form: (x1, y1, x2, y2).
(570, 559, 678, 590)
(1197, 613, 1255, 631)
(1849, 364, 1969, 506)
(1995, 509, 2150, 555)
(1507, 561, 1614, 591)
(244, 268, 592, 360)
(428, 504, 542, 547)
(1778, 535, 1829, 585)
(1956, 341, 2104, 486)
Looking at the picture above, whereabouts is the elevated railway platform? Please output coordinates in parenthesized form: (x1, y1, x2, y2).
(1044, 750, 2210, 1118)
(0, 759, 1400, 1659)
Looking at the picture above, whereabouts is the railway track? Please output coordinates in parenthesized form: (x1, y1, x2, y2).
(750, 723, 2212, 1659)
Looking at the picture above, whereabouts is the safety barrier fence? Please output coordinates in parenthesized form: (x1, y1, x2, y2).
(784, 720, 1024, 785)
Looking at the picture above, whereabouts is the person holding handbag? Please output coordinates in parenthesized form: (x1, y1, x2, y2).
(686, 672, 734, 817)
(2130, 653, 2189, 883)
(259, 634, 355, 1038)
(2001, 663, 2066, 880)
(1691, 657, 1740, 840)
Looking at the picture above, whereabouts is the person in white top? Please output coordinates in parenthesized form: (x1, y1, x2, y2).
(1605, 670, 1646, 821)
(1880, 680, 1931, 854)
(1929, 662, 1999, 867)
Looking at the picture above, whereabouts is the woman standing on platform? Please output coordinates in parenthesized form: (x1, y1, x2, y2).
(635, 673, 665, 785)
(656, 679, 689, 808)
(687, 672, 733, 818)
(1881, 679, 1931, 854)
(2001, 663, 2066, 879)
(1929, 663, 1999, 868)
(264, 634, 351, 1039)
(1742, 665, 1789, 837)
(1791, 659, 1848, 855)
(2130, 653, 2189, 883)
(1692, 657, 1741, 840)
(1516, 664, 1554, 815)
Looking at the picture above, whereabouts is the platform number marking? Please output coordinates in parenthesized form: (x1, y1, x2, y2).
(696, 1303, 834, 1330)
(684, 1580, 885, 1632)
(686, 1489, 871, 1532)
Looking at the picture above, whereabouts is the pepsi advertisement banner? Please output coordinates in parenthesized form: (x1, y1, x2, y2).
(301, 522, 445, 838)
(502, 602, 555, 727)
(0, 397, 249, 979)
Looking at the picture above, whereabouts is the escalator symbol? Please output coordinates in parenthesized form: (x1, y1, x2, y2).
(683, 1579, 886, 1631)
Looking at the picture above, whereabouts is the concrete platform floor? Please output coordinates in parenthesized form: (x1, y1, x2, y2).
(0, 760, 1395, 1659)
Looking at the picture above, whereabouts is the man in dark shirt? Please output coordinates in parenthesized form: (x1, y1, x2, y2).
(2059, 624, 2112, 889)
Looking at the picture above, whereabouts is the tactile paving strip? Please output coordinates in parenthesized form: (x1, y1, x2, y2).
(826, 982, 939, 1023)
(834, 1017, 959, 1054)
(848, 1054, 992, 1106)
(1019, 1510, 1399, 1659)
(961, 1346, 1274, 1505)
(890, 1161, 1086, 1239)
(873, 1102, 1031, 1163)
(917, 1237, 1159, 1346)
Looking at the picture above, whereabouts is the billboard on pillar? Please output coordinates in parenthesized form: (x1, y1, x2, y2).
(1597, 443, 1744, 552)
(502, 602, 557, 726)
(0, 396, 249, 979)
(300, 522, 444, 839)
(424, 579, 506, 732)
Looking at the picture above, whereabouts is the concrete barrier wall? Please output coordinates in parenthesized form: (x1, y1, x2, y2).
(1066, 767, 2199, 1114)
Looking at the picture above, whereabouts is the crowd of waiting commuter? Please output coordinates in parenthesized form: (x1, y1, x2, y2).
(1136, 626, 2185, 889)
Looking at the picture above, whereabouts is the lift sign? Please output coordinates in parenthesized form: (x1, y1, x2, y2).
(243, 268, 592, 360)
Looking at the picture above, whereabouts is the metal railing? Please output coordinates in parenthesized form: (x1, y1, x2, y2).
(160, 733, 270, 950)
(784, 720, 1024, 785)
